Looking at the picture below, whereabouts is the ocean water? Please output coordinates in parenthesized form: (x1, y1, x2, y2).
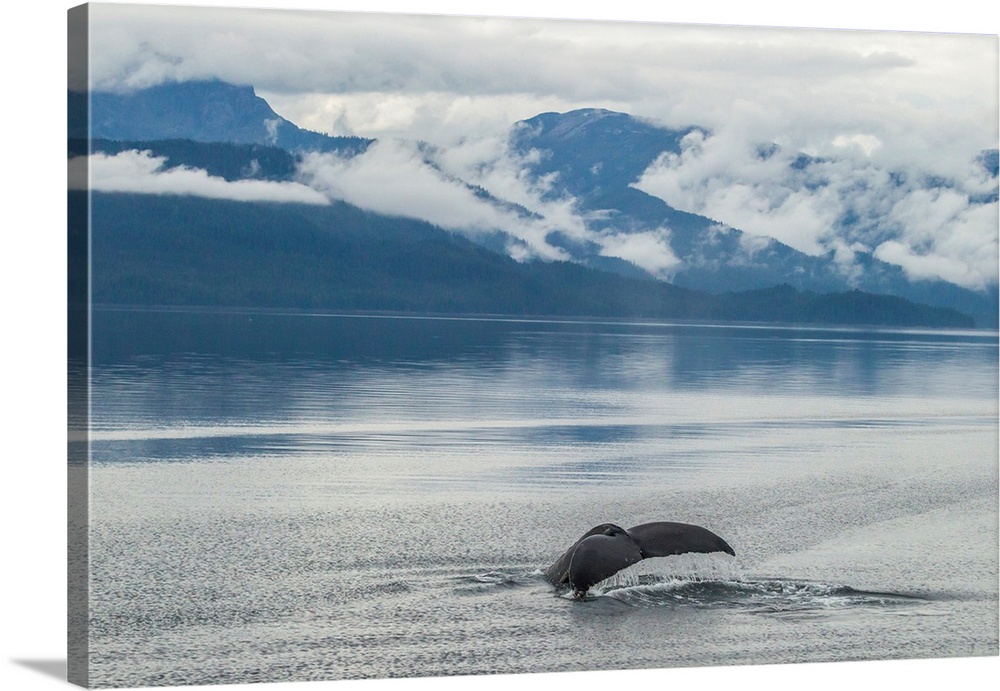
(82, 309, 999, 687)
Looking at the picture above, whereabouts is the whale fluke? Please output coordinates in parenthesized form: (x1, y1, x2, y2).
(546, 521, 735, 597)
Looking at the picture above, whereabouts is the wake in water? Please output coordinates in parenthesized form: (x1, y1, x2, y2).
(595, 576, 926, 618)
(594, 556, 927, 617)
(462, 553, 927, 618)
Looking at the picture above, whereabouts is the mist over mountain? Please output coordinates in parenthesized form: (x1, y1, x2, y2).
(69, 80, 997, 327)
(68, 190, 971, 328)
(505, 107, 997, 323)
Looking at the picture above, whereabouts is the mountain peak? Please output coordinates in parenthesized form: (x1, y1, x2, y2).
(511, 108, 698, 197)
(87, 79, 279, 143)
(517, 108, 642, 141)
(78, 79, 369, 153)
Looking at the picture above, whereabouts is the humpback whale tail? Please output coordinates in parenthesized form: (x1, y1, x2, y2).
(546, 521, 735, 597)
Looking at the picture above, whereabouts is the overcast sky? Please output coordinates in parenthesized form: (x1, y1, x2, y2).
(85, 3, 997, 154)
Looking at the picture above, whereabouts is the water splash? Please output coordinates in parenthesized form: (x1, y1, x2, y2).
(594, 552, 740, 592)
(596, 575, 926, 616)
(561, 554, 928, 616)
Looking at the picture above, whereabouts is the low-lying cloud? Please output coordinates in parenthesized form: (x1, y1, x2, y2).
(297, 137, 686, 274)
(634, 129, 999, 290)
(298, 140, 569, 261)
(68, 142, 689, 279)
(299, 141, 512, 234)
(67, 132, 997, 294)
(598, 229, 682, 279)
(70, 150, 331, 205)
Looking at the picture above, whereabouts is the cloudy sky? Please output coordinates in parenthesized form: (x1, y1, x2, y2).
(76, 0, 999, 289)
(84, 3, 997, 149)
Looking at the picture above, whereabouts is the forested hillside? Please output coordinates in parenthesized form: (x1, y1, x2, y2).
(73, 191, 975, 328)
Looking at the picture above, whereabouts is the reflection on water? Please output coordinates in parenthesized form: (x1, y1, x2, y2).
(91, 308, 998, 473)
(89, 309, 998, 496)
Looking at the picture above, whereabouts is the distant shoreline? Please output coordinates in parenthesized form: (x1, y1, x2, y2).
(88, 303, 994, 336)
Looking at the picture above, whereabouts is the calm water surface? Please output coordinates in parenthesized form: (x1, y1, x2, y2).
(83, 309, 999, 687)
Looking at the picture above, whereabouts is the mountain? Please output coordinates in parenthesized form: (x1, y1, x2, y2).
(71, 190, 973, 328)
(78, 190, 695, 317)
(68, 80, 995, 327)
(69, 80, 370, 155)
(509, 109, 834, 286)
(508, 108, 998, 324)
(510, 109, 699, 200)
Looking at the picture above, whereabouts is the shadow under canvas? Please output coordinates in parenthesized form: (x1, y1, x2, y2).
(12, 659, 67, 682)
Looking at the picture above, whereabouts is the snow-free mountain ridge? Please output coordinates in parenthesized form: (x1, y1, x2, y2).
(69, 80, 998, 326)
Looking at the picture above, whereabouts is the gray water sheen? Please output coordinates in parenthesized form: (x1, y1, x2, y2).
(82, 309, 999, 687)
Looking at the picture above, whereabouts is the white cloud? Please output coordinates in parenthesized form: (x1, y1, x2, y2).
(878, 188, 999, 289)
(296, 135, 694, 274)
(297, 140, 573, 261)
(297, 140, 510, 229)
(634, 130, 839, 256)
(260, 90, 625, 146)
(427, 135, 595, 241)
(874, 238, 996, 289)
(85, 5, 997, 165)
(833, 134, 882, 157)
(634, 125, 998, 289)
(72, 140, 692, 276)
(70, 150, 330, 205)
(598, 229, 682, 278)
